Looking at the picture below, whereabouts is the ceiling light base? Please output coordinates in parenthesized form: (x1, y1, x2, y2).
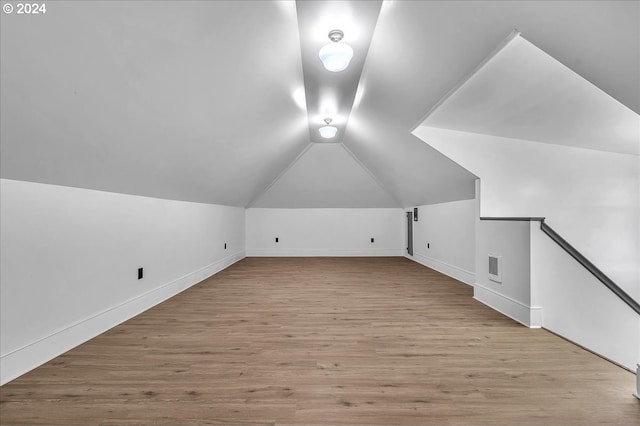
(328, 29, 344, 42)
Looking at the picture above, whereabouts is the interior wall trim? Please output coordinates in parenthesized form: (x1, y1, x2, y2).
(473, 283, 543, 328)
(408, 253, 475, 286)
(0, 251, 246, 386)
(246, 249, 404, 257)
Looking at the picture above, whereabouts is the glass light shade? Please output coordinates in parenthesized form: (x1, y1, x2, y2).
(318, 42, 354, 72)
(319, 125, 338, 138)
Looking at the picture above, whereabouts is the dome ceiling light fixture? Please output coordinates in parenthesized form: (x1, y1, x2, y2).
(319, 118, 338, 138)
(318, 29, 354, 72)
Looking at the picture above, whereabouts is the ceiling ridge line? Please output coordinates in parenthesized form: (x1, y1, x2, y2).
(409, 29, 522, 135)
(245, 143, 313, 209)
(340, 143, 404, 208)
(296, 0, 383, 144)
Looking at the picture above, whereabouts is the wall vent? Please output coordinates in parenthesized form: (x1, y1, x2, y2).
(488, 254, 502, 283)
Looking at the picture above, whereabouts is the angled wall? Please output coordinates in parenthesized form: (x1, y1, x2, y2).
(408, 200, 476, 285)
(250, 143, 399, 208)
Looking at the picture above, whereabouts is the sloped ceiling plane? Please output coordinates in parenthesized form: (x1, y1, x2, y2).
(1, 1, 638, 207)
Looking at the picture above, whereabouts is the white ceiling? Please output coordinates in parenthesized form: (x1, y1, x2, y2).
(296, 0, 382, 144)
(418, 34, 640, 155)
(1, 1, 638, 208)
(1, 1, 309, 206)
(251, 144, 399, 208)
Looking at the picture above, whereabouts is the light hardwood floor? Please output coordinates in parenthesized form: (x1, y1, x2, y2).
(1, 257, 638, 425)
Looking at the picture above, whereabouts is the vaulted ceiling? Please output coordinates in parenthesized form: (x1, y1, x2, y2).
(1, 1, 638, 208)
(416, 33, 640, 156)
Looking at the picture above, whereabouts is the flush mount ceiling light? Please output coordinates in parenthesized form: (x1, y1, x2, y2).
(319, 118, 338, 138)
(318, 29, 354, 72)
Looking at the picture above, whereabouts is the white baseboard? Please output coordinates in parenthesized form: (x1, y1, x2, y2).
(473, 283, 542, 328)
(246, 248, 404, 257)
(408, 253, 475, 286)
(529, 305, 543, 327)
(0, 251, 245, 386)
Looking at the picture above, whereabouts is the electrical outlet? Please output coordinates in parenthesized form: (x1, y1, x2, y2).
(275, 237, 279, 243)
(138, 267, 143, 280)
(371, 238, 374, 243)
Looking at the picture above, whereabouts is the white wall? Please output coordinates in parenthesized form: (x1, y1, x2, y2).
(475, 220, 531, 307)
(417, 127, 639, 296)
(472, 181, 539, 327)
(0, 179, 246, 384)
(408, 200, 475, 285)
(246, 208, 404, 256)
(531, 226, 639, 370)
(416, 127, 639, 369)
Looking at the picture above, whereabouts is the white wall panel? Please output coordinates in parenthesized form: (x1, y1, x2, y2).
(416, 127, 639, 368)
(409, 199, 476, 285)
(246, 208, 403, 256)
(251, 144, 400, 208)
(0, 179, 245, 384)
(417, 127, 639, 297)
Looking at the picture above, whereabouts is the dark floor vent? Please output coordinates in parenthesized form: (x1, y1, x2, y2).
(488, 255, 502, 283)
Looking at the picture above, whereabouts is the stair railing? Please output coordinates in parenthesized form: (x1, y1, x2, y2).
(480, 217, 640, 316)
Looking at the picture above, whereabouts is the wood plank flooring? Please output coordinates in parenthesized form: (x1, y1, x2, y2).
(1, 257, 638, 425)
